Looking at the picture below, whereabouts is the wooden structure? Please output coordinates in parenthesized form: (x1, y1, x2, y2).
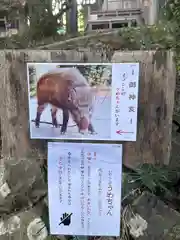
(0, 0, 23, 38)
(86, 0, 167, 31)
(0, 50, 176, 169)
(86, 0, 144, 31)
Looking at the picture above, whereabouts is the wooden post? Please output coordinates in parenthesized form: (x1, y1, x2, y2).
(112, 50, 176, 168)
(0, 51, 51, 160)
(0, 50, 176, 170)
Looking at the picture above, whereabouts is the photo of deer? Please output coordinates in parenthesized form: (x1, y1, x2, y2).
(27, 63, 112, 140)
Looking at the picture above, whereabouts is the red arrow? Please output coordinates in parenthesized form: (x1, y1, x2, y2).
(116, 130, 134, 135)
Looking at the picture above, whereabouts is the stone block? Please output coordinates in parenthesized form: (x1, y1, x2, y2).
(126, 192, 180, 239)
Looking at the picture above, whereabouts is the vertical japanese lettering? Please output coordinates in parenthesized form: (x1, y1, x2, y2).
(67, 152, 72, 206)
(115, 88, 120, 126)
(58, 157, 63, 203)
(106, 170, 114, 216)
(80, 149, 85, 229)
(87, 151, 91, 230)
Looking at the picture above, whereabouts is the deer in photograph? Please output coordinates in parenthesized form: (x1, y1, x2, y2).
(35, 67, 96, 135)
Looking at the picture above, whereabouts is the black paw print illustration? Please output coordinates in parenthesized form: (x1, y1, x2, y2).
(59, 213, 72, 226)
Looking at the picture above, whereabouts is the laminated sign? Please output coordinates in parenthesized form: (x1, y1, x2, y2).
(27, 63, 139, 141)
(48, 142, 122, 236)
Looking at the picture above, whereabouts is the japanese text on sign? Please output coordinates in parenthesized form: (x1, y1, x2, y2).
(48, 142, 122, 236)
(111, 63, 139, 141)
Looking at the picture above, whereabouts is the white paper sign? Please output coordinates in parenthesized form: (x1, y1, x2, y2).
(27, 63, 139, 141)
(111, 63, 139, 141)
(48, 142, 122, 236)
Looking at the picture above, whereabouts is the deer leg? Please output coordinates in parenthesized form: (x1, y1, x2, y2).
(88, 107, 96, 134)
(61, 109, 69, 134)
(88, 123, 96, 134)
(51, 106, 58, 127)
(35, 104, 46, 127)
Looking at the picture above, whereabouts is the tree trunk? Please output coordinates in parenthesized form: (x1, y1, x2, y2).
(66, 0, 78, 35)
(18, 8, 28, 36)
